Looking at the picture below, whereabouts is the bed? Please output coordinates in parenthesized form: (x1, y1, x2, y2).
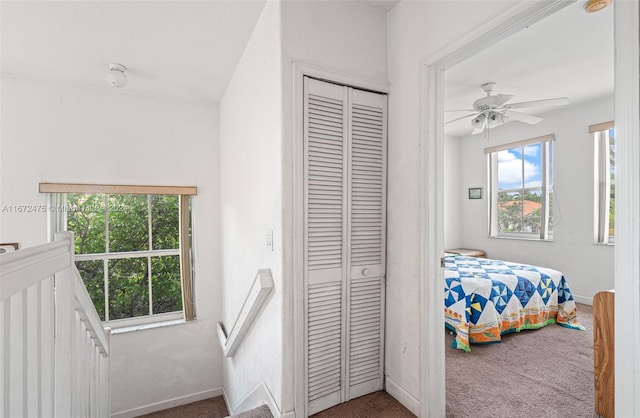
(444, 255, 585, 352)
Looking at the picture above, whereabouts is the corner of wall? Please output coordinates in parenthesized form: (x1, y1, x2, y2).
(224, 382, 285, 418)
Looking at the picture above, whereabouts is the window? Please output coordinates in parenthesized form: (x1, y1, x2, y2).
(40, 183, 196, 326)
(486, 135, 554, 240)
(592, 121, 615, 244)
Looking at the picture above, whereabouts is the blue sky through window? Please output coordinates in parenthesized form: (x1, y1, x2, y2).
(497, 143, 546, 190)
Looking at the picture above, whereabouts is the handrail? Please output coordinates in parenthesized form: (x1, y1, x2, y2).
(0, 239, 70, 300)
(217, 269, 274, 357)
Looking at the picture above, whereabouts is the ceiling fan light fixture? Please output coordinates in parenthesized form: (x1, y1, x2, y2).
(487, 111, 506, 128)
(585, 0, 611, 13)
(471, 114, 486, 130)
(107, 63, 127, 88)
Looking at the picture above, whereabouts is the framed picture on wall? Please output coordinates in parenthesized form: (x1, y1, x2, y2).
(468, 187, 482, 199)
(0, 243, 19, 254)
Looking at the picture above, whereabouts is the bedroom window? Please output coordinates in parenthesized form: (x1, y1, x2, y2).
(486, 134, 554, 240)
(40, 183, 196, 327)
(592, 121, 615, 244)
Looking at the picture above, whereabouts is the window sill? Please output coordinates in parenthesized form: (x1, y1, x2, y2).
(106, 311, 188, 334)
(594, 242, 615, 247)
(109, 318, 194, 335)
(489, 235, 554, 242)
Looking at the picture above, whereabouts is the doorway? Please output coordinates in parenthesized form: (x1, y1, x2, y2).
(418, 0, 640, 416)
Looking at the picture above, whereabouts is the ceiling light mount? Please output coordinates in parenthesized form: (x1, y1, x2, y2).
(107, 63, 127, 88)
(481, 82, 496, 96)
(585, 0, 612, 13)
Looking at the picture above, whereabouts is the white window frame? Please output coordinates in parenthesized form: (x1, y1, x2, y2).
(486, 134, 554, 240)
(40, 183, 196, 327)
(592, 121, 615, 245)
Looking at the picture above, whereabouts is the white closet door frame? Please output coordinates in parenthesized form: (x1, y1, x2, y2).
(304, 77, 386, 415)
(293, 64, 388, 418)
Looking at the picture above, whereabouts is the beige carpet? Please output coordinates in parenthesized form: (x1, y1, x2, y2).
(310, 391, 416, 418)
(446, 302, 600, 418)
(139, 304, 597, 418)
(227, 404, 273, 418)
(137, 392, 411, 418)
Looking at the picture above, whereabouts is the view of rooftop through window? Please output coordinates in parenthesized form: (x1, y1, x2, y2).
(495, 141, 553, 237)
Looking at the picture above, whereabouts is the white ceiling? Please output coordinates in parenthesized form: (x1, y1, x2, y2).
(1, 1, 267, 103)
(0, 0, 400, 104)
(3, 0, 607, 116)
(444, 1, 614, 137)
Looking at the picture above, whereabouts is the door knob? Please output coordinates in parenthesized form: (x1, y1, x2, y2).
(362, 268, 369, 276)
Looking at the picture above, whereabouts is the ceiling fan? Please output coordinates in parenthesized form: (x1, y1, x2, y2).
(446, 82, 569, 135)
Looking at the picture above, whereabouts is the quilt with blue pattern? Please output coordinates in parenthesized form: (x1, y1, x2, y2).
(444, 255, 584, 352)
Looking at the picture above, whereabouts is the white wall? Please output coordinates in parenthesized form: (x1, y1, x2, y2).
(444, 136, 462, 249)
(279, 1, 388, 414)
(280, 0, 388, 83)
(219, 2, 388, 414)
(386, 0, 510, 410)
(219, 1, 284, 413)
(0, 75, 223, 415)
(455, 96, 615, 302)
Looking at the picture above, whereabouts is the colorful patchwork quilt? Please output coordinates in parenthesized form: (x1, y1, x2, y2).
(444, 255, 585, 352)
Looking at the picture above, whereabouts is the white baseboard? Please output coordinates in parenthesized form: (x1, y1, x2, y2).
(226, 382, 291, 418)
(111, 387, 223, 418)
(574, 295, 593, 306)
(223, 386, 233, 417)
(385, 376, 420, 417)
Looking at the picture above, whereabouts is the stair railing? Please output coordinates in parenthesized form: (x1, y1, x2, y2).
(0, 231, 110, 417)
(216, 268, 274, 357)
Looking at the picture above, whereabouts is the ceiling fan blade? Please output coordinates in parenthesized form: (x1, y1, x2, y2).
(507, 97, 569, 109)
(445, 112, 479, 125)
(505, 110, 543, 125)
(445, 109, 476, 112)
(488, 94, 514, 107)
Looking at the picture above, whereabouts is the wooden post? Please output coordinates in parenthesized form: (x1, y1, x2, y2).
(594, 290, 615, 418)
(179, 195, 194, 320)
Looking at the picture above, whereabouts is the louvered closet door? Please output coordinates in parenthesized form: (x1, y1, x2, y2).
(303, 77, 387, 416)
(346, 88, 386, 400)
(304, 77, 348, 416)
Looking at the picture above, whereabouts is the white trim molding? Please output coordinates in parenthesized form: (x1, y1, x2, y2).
(613, 1, 640, 416)
(110, 388, 223, 418)
(418, 1, 575, 416)
(573, 295, 593, 306)
(385, 376, 420, 417)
